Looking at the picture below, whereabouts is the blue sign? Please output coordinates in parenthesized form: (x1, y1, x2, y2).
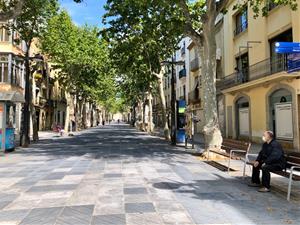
(275, 47, 300, 53)
(0, 128, 15, 150)
(275, 42, 300, 48)
(178, 100, 186, 114)
(177, 128, 185, 143)
(275, 42, 300, 54)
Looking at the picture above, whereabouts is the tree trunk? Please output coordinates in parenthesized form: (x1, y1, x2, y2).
(82, 100, 87, 129)
(157, 67, 170, 140)
(64, 91, 70, 133)
(21, 49, 31, 147)
(148, 92, 153, 132)
(75, 94, 79, 131)
(200, 2, 222, 150)
(30, 103, 39, 141)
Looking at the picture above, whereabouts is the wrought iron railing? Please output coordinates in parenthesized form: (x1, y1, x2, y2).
(217, 57, 291, 90)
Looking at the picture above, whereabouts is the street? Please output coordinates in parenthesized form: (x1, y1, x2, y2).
(0, 124, 299, 225)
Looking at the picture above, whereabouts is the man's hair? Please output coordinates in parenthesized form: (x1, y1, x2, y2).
(266, 130, 274, 138)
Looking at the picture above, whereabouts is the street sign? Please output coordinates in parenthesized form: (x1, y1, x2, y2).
(275, 47, 300, 53)
(275, 42, 300, 54)
(275, 42, 300, 48)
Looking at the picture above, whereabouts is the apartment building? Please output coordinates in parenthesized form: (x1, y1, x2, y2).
(0, 21, 26, 144)
(218, 1, 300, 150)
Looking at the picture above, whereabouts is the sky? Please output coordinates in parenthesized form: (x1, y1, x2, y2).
(59, 0, 107, 27)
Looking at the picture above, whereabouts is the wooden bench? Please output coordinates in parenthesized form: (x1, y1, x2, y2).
(207, 138, 252, 176)
(246, 152, 300, 201)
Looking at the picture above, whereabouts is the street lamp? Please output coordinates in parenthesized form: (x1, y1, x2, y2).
(162, 57, 185, 145)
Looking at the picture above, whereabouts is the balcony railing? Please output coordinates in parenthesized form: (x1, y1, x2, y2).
(179, 68, 186, 79)
(217, 57, 293, 90)
(190, 57, 200, 72)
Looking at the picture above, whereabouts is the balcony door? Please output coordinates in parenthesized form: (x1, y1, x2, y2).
(269, 29, 293, 73)
(236, 53, 249, 83)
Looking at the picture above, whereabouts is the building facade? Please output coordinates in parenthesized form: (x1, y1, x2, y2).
(219, 1, 300, 150)
(0, 21, 26, 143)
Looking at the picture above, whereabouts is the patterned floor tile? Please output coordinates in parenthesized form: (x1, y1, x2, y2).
(91, 214, 126, 225)
(123, 187, 147, 195)
(124, 202, 155, 214)
(55, 205, 94, 225)
(19, 207, 63, 225)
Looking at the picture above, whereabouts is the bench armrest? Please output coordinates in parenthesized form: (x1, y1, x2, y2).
(245, 153, 258, 162)
(229, 150, 246, 160)
(290, 166, 300, 173)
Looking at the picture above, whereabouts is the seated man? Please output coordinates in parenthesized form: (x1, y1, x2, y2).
(248, 131, 286, 192)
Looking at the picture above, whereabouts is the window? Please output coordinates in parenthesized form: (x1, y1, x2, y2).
(0, 27, 10, 42)
(266, 0, 278, 11)
(234, 7, 248, 36)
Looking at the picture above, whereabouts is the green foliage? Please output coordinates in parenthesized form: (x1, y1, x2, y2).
(41, 10, 120, 113)
(102, 0, 184, 107)
(10, 0, 58, 48)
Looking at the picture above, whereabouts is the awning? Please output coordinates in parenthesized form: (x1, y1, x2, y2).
(0, 91, 25, 103)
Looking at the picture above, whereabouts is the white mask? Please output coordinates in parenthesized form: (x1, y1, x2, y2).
(262, 136, 267, 142)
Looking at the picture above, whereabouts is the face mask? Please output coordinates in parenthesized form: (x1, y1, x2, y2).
(262, 136, 267, 142)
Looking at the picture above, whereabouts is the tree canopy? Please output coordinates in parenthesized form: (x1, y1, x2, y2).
(41, 10, 119, 111)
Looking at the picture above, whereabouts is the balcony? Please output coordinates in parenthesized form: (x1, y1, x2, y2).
(0, 54, 25, 88)
(217, 57, 299, 90)
(190, 57, 200, 72)
(188, 89, 200, 104)
(179, 68, 186, 79)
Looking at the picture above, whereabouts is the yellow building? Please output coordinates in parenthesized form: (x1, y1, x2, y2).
(0, 21, 26, 142)
(220, 1, 300, 150)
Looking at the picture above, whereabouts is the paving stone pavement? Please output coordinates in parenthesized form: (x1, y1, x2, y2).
(0, 124, 299, 225)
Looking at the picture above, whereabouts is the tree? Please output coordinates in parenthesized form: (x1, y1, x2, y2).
(102, 0, 184, 139)
(104, 0, 298, 150)
(41, 10, 118, 130)
(173, 0, 297, 150)
(10, 0, 58, 146)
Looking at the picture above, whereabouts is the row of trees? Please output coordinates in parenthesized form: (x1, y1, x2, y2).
(40, 10, 119, 131)
(2, 0, 122, 146)
(103, 0, 297, 150)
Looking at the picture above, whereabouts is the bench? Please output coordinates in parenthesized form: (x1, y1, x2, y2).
(246, 152, 300, 201)
(208, 138, 252, 176)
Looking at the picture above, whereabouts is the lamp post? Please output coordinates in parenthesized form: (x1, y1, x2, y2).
(162, 57, 185, 145)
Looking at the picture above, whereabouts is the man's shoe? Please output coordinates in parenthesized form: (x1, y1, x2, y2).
(248, 182, 260, 187)
(258, 187, 270, 192)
